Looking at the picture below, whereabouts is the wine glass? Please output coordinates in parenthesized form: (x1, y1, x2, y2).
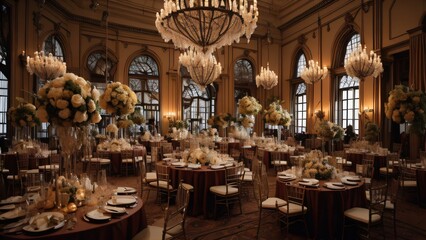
(97, 170, 107, 192)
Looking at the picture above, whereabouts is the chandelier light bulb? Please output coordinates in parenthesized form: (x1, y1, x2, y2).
(301, 60, 328, 85)
(256, 62, 278, 90)
(26, 51, 67, 81)
(344, 44, 383, 81)
(156, 0, 259, 56)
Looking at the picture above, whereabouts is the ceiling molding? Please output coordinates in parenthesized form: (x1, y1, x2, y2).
(278, 0, 337, 31)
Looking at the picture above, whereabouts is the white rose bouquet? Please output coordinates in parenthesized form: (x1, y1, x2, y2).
(36, 73, 102, 127)
(239, 115, 254, 128)
(207, 113, 235, 129)
(315, 120, 344, 141)
(117, 117, 134, 128)
(385, 85, 426, 134)
(263, 101, 292, 126)
(238, 96, 262, 115)
(99, 82, 138, 116)
(106, 123, 119, 134)
(302, 157, 335, 180)
(8, 99, 41, 128)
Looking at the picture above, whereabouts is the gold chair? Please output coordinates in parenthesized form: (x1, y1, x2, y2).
(271, 151, 288, 173)
(218, 142, 229, 154)
(132, 181, 191, 240)
(398, 166, 417, 197)
(379, 153, 399, 181)
(209, 162, 244, 219)
(137, 158, 157, 203)
(89, 151, 111, 174)
(385, 179, 399, 237)
(150, 164, 176, 208)
(276, 183, 309, 238)
(4, 153, 23, 196)
(253, 160, 286, 239)
(121, 149, 136, 176)
(343, 183, 388, 239)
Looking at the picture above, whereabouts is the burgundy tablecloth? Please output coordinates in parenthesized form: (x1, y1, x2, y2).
(345, 152, 386, 178)
(165, 163, 226, 217)
(276, 179, 366, 239)
(0, 201, 147, 240)
(416, 168, 426, 208)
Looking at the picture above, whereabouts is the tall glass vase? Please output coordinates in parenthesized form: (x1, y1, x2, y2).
(277, 125, 283, 144)
(56, 125, 83, 178)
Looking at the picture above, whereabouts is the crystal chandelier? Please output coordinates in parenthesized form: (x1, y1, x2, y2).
(344, 44, 383, 81)
(26, 51, 67, 81)
(255, 63, 278, 90)
(156, 0, 259, 56)
(179, 48, 222, 91)
(301, 60, 328, 85)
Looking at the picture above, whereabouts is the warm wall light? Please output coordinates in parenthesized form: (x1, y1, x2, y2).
(19, 51, 27, 67)
(163, 112, 176, 121)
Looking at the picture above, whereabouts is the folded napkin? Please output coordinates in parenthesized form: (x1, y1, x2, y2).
(0, 207, 25, 220)
(1, 196, 23, 204)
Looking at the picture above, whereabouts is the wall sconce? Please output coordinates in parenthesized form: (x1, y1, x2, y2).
(359, 107, 374, 121)
(163, 112, 176, 121)
(19, 51, 27, 67)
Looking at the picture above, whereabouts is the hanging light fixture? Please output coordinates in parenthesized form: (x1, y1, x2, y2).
(179, 48, 222, 91)
(256, 63, 278, 90)
(26, 51, 66, 82)
(344, 44, 383, 81)
(156, 0, 259, 57)
(301, 60, 328, 85)
(256, 27, 278, 90)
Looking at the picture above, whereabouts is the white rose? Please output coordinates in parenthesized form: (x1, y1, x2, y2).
(37, 86, 48, 99)
(50, 78, 66, 88)
(56, 99, 69, 109)
(47, 87, 64, 99)
(64, 73, 77, 81)
(71, 94, 85, 108)
(91, 112, 102, 123)
(24, 103, 36, 111)
(58, 108, 71, 119)
(36, 107, 48, 122)
(87, 99, 96, 113)
(62, 90, 74, 99)
(74, 111, 88, 123)
(74, 77, 87, 89)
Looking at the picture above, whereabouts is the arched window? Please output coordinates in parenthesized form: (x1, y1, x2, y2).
(292, 51, 307, 134)
(129, 55, 160, 131)
(181, 67, 216, 132)
(334, 33, 361, 133)
(87, 50, 117, 82)
(234, 59, 255, 114)
(0, 3, 10, 137)
(43, 34, 64, 59)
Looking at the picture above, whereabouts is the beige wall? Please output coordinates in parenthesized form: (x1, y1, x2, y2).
(5, 0, 425, 137)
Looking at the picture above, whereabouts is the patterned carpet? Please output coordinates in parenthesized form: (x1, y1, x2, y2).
(110, 171, 426, 240)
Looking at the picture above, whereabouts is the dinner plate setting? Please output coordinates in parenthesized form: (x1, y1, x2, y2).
(23, 212, 65, 233)
(116, 187, 137, 195)
(323, 182, 346, 190)
(107, 195, 137, 207)
(298, 178, 319, 187)
(341, 176, 361, 185)
(0, 207, 26, 221)
(84, 209, 112, 223)
(277, 173, 297, 182)
(210, 165, 225, 170)
(187, 163, 201, 169)
(171, 162, 187, 168)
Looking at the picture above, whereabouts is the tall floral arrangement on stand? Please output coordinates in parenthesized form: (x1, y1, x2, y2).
(36, 73, 102, 209)
(99, 81, 138, 138)
(263, 100, 291, 142)
(238, 96, 262, 116)
(385, 85, 426, 134)
(207, 113, 235, 137)
(364, 122, 380, 143)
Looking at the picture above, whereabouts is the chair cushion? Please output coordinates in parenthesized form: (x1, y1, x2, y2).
(379, 167, 393, 174)
(182, 183, 194, 191)
(242, 174, 252, 181)
(131, 225, 172, 240)
(400, 180, 417, 187)
(278, 202, 307, 214)
(344, 207, 381, 224)
(385, 200, 394, 209)
(135, 156, 144, 162)
(122, 158, 134, 163)
(272, 160, 287, 165)
(90, 158, 111, 164)
(149, 180, 174, 190)
(244, 171, 253, 176)
(26, 169, 40, 174)
(38, 164, 60, 170)
(145, 172, 157, 182)
(210, 185, 239, 195)
(262, 197, 286, 209)
(244, 167, 251, 172)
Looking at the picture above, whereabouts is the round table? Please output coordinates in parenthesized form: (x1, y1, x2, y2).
(0, 200, 147, 240)
(159, 162, 226, 217)
(345, 152, 387, 178)
(275, 177, 366, 239)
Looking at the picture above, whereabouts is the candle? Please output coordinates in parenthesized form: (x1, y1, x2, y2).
(76, 188, 86, 201)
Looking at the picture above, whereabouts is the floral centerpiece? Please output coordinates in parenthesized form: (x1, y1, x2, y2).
(238, 115, 255, 128)
(117, 117, 134, 129)
(106, 123, 119, 138)
(169, 119, 189, 130)
(97, 138, 132, 152)
(99, 81, 138, 116)
(263, 100, 292, 126)
(207, 113, 235, 129)
(302, 150, 335, 180)
(315, 120, 344, 141)
(238, 96, 262, 115)
(181, 147, 222, 165)
(228, 125, 249, 140)
(364, 122, 380, 143)
(385, 85, 426, 134)
(129, 107, 146, 125)
(8, 98, 41, 129)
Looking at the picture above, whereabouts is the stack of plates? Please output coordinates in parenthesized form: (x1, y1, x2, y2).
(324, 182, 346, 190)
(103, 206, 127, 214)
(84, 209, 111, 223)
(298, 178, 319, 187)
(107, 196, 137, 207)
(116, 187, 137, 195)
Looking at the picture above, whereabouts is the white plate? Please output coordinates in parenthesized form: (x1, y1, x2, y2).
(345, 176, 361, 182)
(162, 158, 173, 161)
(302, 178, 319, 184)
(171, 162, 186, 167)
(0, 196, 25, 205)
(24, 212, 64, 233)
(0, 204, 15, 211)
(211, 165, 225, 169)
(86, 209, 112, 221)
(0, 207, 26, 220)
(107, 196, 137, 206)
(341, 177, 359, 185)
(224, 163, 234, 167)
(103, 206, 126, 214)
(299, 178, 319, 187)
(187, 164, 201, 169)
(278, 176, 296, 181)
(116, 187, 137, 194)
(277, 172, 296, 178)
(324, 182, 346, 190)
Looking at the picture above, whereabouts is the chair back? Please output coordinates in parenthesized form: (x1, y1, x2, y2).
(225, 163, 244, 193)
(256, 148, 265, 162)
(121, 149, 134, 162)
(50, 153, 62, 164)
(392, 143, 402, 154)
(151, 147, 159, 163)
(230, 148, 241, 161)
(389, 179, 399, 206)
(399, 166, 417, 187)
(4, 153, 19, 175)
(368, 183, 387, 221)
(163, 182, 190, 240)
(332, 150, 346, 159)
(386, 153, 400, 168)
(218, 142, 228, 154)
(253, 161, 269, 207)
(161, 142, 173, 155)
(17, 153, 29, 170)
(282, 184, 306, 215)
(362, 155, 375, 179)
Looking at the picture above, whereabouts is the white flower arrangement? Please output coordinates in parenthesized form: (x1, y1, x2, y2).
(36, 73, 102, 127)
(238, 96, 262, 115)
(106, 123, 118, 134)
(141, 131, 152, 141)
(99, 82, 138, 116)
(97, 138, 132, 152)
(228, 125, 249, 140)
(181, 147, 221, 165)
(263, 101, 292, 126)
(117, 118, 134, 128)
(8, 99, 40, 128)
(239, 115, 255, 128)
(302, 151, 335, 180)
(26, 51, 67, 80)
(384, 85, 426, 134)
(315, 120, 344, 141)
(207, 113, 234, 129)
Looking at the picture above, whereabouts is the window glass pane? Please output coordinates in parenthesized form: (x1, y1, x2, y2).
(296, 53, 307, 78)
